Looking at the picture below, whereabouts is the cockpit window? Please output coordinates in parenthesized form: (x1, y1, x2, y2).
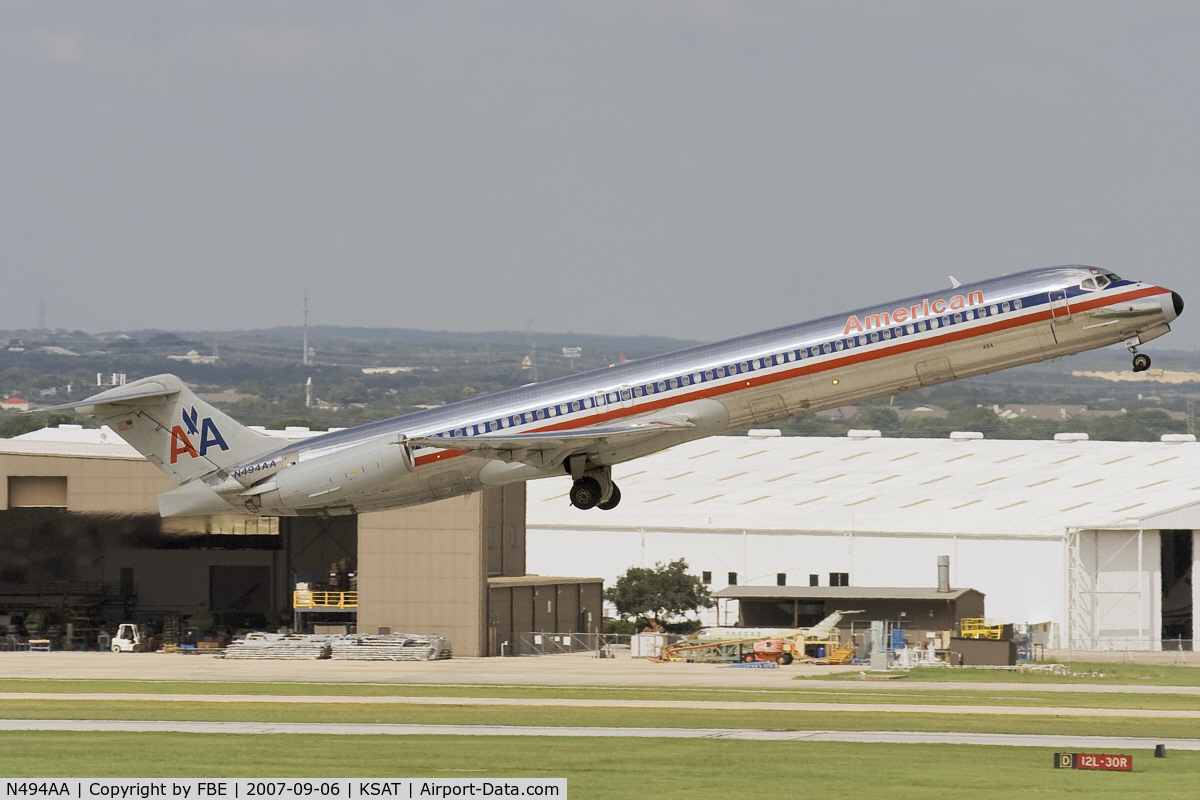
(1104, 271, 1121, 282)
(1095, 274, 1109, 288)
(1081, 278, 1097, 291)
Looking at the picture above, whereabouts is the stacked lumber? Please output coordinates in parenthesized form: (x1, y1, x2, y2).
(330, 633, 452, 661)
(222, 632, 451, 661)
(223, 632, 336, 660)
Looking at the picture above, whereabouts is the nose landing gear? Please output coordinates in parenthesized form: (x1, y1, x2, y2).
(1126, 338, 1152, 373)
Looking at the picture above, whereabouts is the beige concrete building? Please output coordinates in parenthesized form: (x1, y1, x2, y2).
(1, 428, 601, 657)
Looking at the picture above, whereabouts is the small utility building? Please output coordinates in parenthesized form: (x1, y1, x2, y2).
(717, 586, 984, 631)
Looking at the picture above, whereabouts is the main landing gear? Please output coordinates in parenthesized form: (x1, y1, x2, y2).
(1126, 338, 1152, 373)
(566, 456, 621, 511)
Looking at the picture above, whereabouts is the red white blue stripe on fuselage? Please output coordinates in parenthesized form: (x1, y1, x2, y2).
(269, 266, 1175, 469)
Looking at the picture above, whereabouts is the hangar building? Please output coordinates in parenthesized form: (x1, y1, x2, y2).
(1, 426, 600, 656)
(526, 431, 1200, 650)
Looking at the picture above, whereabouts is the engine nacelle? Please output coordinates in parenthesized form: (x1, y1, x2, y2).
(267, 436, 413, 511)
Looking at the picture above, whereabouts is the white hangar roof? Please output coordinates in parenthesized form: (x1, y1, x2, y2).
(526, 433, 1200, 538)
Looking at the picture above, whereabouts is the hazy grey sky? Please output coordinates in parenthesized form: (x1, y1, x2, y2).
(2, 2, 1197, 348)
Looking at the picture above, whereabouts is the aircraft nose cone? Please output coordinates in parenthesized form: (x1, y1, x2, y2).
(1173, 291, 1184, 318)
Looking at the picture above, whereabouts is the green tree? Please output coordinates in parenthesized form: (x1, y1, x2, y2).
(604, 559, 714, 627)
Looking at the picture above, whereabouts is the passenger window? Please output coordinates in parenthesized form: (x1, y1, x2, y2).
(1001, 301, 1010, 312)
(882, 329, 892, 340)
(1013, 299, 1022, 309)
(834, 340, 844, 351)
(620, 389, 631, 401)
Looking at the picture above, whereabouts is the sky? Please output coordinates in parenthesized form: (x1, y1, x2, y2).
(2, 1, 1197, 348)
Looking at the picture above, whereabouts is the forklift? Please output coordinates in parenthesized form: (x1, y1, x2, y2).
(110, 623, 151, 653)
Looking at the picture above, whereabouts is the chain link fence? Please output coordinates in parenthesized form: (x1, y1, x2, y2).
(507, 632, 631, 657)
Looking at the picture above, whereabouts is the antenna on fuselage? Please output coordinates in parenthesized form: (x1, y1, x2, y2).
(949, 275, 962, 288)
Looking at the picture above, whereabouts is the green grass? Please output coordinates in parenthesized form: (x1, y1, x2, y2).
(1, 733, 1197, 799)
(4, 678, 1200, 711)
(3, 699, 1199, 740)
(825, 661, 1200, 686)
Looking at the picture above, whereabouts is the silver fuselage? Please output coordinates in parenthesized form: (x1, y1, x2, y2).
(225, 266, 1182, 515)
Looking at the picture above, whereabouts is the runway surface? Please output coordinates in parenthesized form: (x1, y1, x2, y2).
(2, 718, 1196, 750)
(2, 691, 1198, 718)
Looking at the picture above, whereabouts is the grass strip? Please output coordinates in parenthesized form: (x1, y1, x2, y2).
(1, 732, 1197, 800)
(3, 699, 1199, 740)
(3, 679, 1199, 711)
(813, 661, 1200, 686)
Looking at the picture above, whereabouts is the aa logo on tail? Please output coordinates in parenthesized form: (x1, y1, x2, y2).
(170, 406, 229, 464)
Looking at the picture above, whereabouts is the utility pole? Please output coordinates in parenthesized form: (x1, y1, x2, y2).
(525, 315, 538, 382)
(302, 293, 310, 366)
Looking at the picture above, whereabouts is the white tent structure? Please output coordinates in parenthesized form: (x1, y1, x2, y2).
(526, 432, 1200, 650)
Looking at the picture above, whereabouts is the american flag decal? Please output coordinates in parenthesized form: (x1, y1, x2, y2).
(118, 420, 133, 431)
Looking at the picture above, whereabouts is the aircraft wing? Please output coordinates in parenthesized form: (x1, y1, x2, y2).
(408, 416, 694, 465)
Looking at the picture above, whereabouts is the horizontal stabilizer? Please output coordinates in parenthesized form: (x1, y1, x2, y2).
(37, 382, 177, 413)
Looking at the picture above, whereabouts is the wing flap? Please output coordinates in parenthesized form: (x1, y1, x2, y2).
(408, 416, 694, 456)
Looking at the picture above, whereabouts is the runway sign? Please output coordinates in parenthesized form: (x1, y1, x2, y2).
(1054, 752, 1133, 771)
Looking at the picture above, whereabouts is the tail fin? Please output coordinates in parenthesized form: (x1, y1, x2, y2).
(54, 374, 282, 485)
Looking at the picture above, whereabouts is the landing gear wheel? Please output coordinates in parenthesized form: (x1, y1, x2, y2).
(1133, 353, 1151, 372)
(569, 477, 603, 510)
(597, 483, 622, 511)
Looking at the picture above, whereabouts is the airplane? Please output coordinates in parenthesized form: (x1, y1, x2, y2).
(45, 265, 1183, 519)
(688, 609, 862, 644)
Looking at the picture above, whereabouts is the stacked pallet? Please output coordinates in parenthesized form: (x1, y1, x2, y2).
(330, 634, 452, 661)
(222, 632, 452, 661)
(223, 632, 337, 660)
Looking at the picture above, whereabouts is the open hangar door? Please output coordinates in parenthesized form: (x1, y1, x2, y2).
(1068, 526, 1196, 650)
